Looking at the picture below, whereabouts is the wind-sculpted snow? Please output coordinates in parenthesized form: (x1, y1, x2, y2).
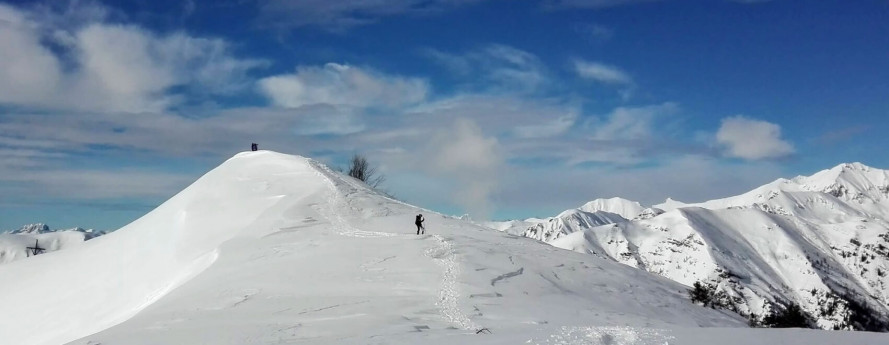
(531, 162, 889, 330)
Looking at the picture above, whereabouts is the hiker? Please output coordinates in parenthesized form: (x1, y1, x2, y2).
(251, 143, 258, 151)
(415, 214, 425, 235)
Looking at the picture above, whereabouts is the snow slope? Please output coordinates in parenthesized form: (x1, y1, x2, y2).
(2, 152, 887, 345)
(532, 163, 889, 330)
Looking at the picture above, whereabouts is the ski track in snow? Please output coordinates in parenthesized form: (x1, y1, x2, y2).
(309, 161, 478, 331)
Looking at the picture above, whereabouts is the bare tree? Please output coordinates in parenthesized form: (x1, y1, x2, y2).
(347, 154, 385, 189)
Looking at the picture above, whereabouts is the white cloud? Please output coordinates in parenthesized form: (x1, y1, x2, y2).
(258, 63, 429, 109)
(427, 118, 503, 219)
(1, 4, 782, 225)
(75, 24, 180, 112)
(0, 4, 62, 106)
(0, 3, 264, 113)
(573, 59, 633, 85)
(716, 115, 794, 160)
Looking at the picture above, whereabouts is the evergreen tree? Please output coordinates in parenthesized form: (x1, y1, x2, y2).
(688, 281, 713, 307)
(762, 302, 813, 328)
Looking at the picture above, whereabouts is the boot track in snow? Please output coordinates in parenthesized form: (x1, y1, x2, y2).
(309, 160, 479, 332)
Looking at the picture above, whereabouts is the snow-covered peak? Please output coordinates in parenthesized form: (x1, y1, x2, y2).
(523, 209, 628, 242)
(794, 162, 889, 202)
(654, 197, 688, 212)
(578, 197, 646, 219)
(7, 223, 50, 234)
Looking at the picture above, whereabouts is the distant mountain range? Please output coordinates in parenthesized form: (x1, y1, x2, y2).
(0, 223, 108, 265)
(3, 223, 107, 239)
(487, 162, 889, 331)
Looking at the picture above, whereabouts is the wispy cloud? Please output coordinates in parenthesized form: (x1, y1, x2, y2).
(258, 63, 429, 109)
(258, 0, 486, 31)
(573, 59, 633, 86)
(588, 102, 679, 141)
(424, 44, 549, 93)
(812, 125, 870, 146)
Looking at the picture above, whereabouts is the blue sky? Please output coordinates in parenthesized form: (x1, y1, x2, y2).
(1, 0, 887, 231)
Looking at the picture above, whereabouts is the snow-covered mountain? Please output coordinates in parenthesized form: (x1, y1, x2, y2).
(579, 197, 647, 220)
(523, 209, 629, 242)
(4, 151, 885, 345)
(3, 223, 107, 239)
(511, 162, 889, 331)
(0, 224, 106, 265)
